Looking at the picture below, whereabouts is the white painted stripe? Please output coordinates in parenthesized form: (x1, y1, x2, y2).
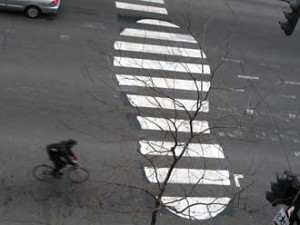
(138, 0, 165, 4)
(114, 41, 206, 58)
(114, 57, 211, 74)
(144, 167, 231, 185)
(115, 2, 167, 14)
(288, 113, 297, 119)
(137, 116, 210, 133)
(229, 88, 245, 93)
(233, 174, 244, 187)
(221, 58, 242, 63)
(162, 196, 231, 220)
(137, 19, 179, 28)
(121, 28, 197, 43)
(116, 75, 211, 92)
(127, 94, 209, 112)
(260, 63, 280, 68)
(246, 108, 254, 115)
(139, 141, 225, 158)
(281, 94, 297, 99)
(237, 75, 259, 80)
(285, 80, 300, 86)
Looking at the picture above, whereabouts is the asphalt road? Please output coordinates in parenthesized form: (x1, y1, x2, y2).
(0, 0, 300, 224)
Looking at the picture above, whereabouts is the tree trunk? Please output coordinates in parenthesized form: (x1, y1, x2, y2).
(150, 201, 160, 225)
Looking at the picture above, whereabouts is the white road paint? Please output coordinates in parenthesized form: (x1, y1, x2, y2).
(218, 132, 225, 137)
(83, 22, 105, 30)
(237, 75, 259, 80)
(137, 19, 179, 28)
(281, 94, 297, 99)
(144, 167, 231, 185)
(229, 88, 245, 93)
(292, 139, 300, 144)
(260, 63, 280, 68)
(162, 196, 231, 220)
(114, 41, 206, 58)
(127, 94, 209, 112)
(138, 0, 165, 4)
(116, 75, 211, 92)
(288, 113, 297, 119)
(246, 108, 254, 115)
(115, 2, 168, 14)
(139, 141, 225, 158)
(294, 152, 300, 157)
(114, 57, 211, 74)
(121, 28, 197, 43)
(60, 34, 71, 41)
(233, 174, 244, 187)
(137, 116, 210, 133)
(221, 58, 242, 63)
(285, 80, 300, 86)
(112, 15, 240, 220)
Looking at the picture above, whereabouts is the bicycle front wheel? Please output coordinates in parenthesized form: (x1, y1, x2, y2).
(67, 167, 90, 183)
(32, 164, 54, 181)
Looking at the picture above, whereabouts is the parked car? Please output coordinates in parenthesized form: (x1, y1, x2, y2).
(0, 0, 60, 18)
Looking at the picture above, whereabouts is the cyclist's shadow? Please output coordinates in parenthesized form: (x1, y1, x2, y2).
(28, 175, 78, 202)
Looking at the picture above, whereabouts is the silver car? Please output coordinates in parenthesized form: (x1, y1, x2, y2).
(0, 0, 60, 18)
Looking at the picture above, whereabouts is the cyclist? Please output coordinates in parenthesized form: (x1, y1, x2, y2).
(46, 139, 78, 177)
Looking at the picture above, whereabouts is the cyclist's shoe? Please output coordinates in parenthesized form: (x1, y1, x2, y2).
(71, 160, 78, 167)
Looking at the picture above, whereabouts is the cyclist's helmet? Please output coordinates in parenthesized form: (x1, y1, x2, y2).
(67, 139, 77, 146)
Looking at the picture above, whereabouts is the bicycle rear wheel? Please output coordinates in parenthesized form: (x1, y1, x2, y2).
(32, 164, 54, 181)
(67, 167, 90, 183)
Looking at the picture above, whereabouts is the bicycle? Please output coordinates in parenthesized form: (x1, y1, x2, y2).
(32, 163, 90, 183)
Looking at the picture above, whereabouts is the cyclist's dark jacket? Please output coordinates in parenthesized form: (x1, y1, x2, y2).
(46, 141, 76, 165)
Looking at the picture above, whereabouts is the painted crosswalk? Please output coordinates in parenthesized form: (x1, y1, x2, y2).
(115, 2, 168, 14)
(161, 196, 231, 220)
(114, 41, 206, 58)
(116, 74, 211, 92)
(144, 167, 231, 185)
(113, 0, 237, 220)
(139, 141, 225, 158)
(137, 19, 179, 28)
(137, 116, 210, 133)
(114, 57, 210, 74)
(121, 28, 198, 43)
(137, 0, 165, 4)
(127, 95, 209, 112)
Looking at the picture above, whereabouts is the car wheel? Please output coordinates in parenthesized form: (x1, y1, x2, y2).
(26, 6, 41, 18)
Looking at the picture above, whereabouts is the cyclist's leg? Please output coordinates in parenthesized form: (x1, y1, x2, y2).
(52, 159, 66, 176)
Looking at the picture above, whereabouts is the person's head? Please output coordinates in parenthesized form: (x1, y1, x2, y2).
(67, 139, 77, 147)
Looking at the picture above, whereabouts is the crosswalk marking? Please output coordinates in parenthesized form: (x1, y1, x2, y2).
(114, 41, 206, 58)
(138, 0, 165, 4)
(137, 19, 179, 28)
(115, 2, 168, 14)
(116, 75, 211, 92)
(121, 28, 197, 43)
(114, 57, 211, 74)
(139, 141, 225, 158)
(112, 12, 237, 219)
(144, 167, 231, 185)
(162, 196, 231, 220)
(127, 94, 209, 112)
(137, 116, 210, 133)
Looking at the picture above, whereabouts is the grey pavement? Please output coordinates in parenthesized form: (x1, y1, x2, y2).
(0, 0, 300, 224)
